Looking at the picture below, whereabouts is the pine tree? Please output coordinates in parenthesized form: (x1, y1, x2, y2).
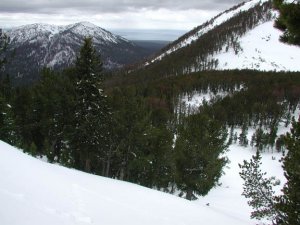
(239, 151, 281, 223)
(174, 113, 228, 200)
(71, 37, 111, 173)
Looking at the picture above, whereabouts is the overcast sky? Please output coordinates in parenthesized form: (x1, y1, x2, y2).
(0, 0, 245, 30)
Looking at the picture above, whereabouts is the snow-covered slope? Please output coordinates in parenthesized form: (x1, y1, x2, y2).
(147, 0, 300, 72)
(215, 20, 300, 71)
(0, 140, 264, 225)
(151, 0, 268, 63)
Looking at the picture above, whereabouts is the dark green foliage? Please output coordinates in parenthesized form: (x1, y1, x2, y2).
(0, 29, 9, 73)
(175, 113, 228, 200)
(32, 68, 76, 163)
(109, 88, 174, 188)
(0, 94, 18, 145)
(276, 118, 300, 224)
(274, 0, 300, 45)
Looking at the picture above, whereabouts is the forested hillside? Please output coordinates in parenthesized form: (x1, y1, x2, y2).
(138, 0, 300, 75)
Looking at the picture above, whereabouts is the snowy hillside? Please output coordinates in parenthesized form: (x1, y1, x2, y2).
(0, 126, 288, 225)
(151, 0, 269, 63)
(146, 0, 300, 72)
(215, 20, 300, 71)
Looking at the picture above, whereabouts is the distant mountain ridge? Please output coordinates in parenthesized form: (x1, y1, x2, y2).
(3, 22, 149, 85)
(144, 0, 300, 74)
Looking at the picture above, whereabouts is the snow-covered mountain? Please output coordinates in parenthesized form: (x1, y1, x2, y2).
(146, 0, 300, 72)
(3, 22, 148, 85)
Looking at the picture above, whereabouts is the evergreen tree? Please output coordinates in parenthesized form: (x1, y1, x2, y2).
(71, 37, 111, 173)
(0, 29, 9, 73)
(0, 94, 18, 145)
(174, 113, 228, 200)
(34, 68, 76, 164)
(276, 118, 300, 224)
(239, 151, 281, 223)
(239, 124, 249, 147)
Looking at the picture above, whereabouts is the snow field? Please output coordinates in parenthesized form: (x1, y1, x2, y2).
(0, 140, 260, 225)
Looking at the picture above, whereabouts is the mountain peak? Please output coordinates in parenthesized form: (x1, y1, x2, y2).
(4, 21, 146, 85)
(74, 21, 98, 28)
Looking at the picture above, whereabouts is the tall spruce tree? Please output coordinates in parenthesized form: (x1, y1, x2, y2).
(71, 37, 111, 173)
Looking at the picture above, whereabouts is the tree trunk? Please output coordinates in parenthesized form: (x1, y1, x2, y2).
(186, 189, 193, 201)
(85, 158, 91, 173)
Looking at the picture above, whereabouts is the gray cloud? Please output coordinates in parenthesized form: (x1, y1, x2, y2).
(0, 0, 244, 14)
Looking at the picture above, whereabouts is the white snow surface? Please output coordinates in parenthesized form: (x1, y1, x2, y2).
(215, 20, 300, 71)
(0, 141, 254, 225)
(0, 125, 288, 225)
